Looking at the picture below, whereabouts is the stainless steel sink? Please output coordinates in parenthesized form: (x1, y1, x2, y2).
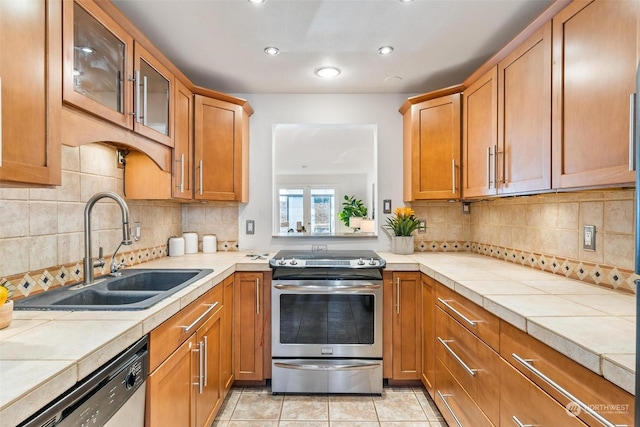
(14, 269, 213, 311)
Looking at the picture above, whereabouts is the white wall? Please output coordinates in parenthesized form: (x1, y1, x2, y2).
(234, 93, 409, 252)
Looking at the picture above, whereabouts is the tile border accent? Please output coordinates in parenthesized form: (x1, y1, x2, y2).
(4, 241, 239, 300)
(413, 239, 637, 294)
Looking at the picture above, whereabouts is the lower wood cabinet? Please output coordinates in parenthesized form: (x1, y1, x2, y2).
(146, 280, 230, 427)
(221, 275, 234, 392)
(234, 271, 271, 381)
(383, 271, 421, 381)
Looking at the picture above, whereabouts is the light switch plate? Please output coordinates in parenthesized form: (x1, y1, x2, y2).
(583, 225, 596, 251)
(246, 220, 255, 235)
(383, 199, 392, 214)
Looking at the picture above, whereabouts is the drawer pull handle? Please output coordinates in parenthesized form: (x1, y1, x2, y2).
(436, 390, 463, 427)
(437, 337, 477, 377)
(181, 302, 219, 333)
(203, 335, 208, 387)
(396, 277, 400, 314)
(512, 416, 536, 427)
(512, 353, 624, 427)
(437, 297, 478, 327)
(256, 278, 260, 314)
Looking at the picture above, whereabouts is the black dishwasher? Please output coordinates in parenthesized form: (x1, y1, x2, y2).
(18, 335, 148, 427)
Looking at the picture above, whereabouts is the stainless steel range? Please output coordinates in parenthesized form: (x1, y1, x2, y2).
(270, 250, 385, 394)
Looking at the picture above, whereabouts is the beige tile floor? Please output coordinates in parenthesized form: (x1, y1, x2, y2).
(212, 385, 447, 426)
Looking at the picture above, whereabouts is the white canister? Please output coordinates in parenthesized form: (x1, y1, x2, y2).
(183, 232, 198, 254)
(168, 236, 185, 257)
(203, 235, 217, 253)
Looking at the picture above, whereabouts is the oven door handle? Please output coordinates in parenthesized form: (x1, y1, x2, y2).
(273, 283, 381, 291)
(274, 361, 381, 371)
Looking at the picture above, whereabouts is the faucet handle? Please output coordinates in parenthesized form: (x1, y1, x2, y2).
(93, 246, 106, 269)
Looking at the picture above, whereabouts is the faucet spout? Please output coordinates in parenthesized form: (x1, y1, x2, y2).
(83, 192, 132, 285)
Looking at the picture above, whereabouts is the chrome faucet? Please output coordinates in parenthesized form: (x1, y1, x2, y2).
(83, 192, 133, 285)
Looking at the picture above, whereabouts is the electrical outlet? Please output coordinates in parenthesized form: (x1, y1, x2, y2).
(583, 225, 596, 251)
(116, 150, 126, 168)
(418, 218, 427, 234)
(246, 220, 255, 235)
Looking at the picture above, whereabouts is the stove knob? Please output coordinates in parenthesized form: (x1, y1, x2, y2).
(369, 257, 376, 265)
(278, 257, 286, 265)
(357, 258, 365, 265)
(290, 257, 297, 265)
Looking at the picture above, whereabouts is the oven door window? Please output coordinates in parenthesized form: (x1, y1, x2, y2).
(279, 294, 374, 344)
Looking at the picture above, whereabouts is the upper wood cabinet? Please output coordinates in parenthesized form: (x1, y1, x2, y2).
(63, 0, 173, 147)
(194, 94, 250, 202)
(462, 67, 498, 198)
(172, 79, 194, 200)
(497, 21, 552, 195)
(0, 0, 61, 186)
(551, 0, 638, 189)
(402, 92, 461, 201)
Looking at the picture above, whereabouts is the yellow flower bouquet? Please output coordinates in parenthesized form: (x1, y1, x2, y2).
(384, 207, 425, 236)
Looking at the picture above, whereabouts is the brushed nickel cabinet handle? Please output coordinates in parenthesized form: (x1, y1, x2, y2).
(199, 160, 203, 196)
(203, 335, 208, 387)
(437, 337, 477, 377)
(134, 70, 141, 123)
(512, 416, 534, 427)
(486, 146, 492, 189)
(256, 278, 260, 314)
(142, 75, 148, 126)
(437, 297, 478, 327)
(451, 158, 456, 194)
(396, 277, 400, 314)
(629, 93, 636, 171)
(436, 391, 463, 427)
(181, 302, 219, 333)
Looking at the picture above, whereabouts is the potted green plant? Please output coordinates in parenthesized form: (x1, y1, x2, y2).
(384, 207, 426, 254)
(338, 195, 368, 228)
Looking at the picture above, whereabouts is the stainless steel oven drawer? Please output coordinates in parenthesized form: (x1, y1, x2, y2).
(272, 359, 383, 394)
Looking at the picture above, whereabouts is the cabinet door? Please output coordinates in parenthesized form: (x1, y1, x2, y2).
(234, 272, 264, 381)
(0, 0, 61, 186)
(221, 275, 234, 393)
(405, 94, 461, 200)
(462, 67, 498, 198)
(390, 272, 421, 380)
(195, 306, 222, 427)
(420, 275, 435, 397)
(552, 0, 637, 189)
(194, 95, 244, 201)
(146, 335, 197, 427)
(62, 0, 133, 130)
(173, 79, 193, 199)
(498, 22, 552, 195)
(134, 42, 173, 147)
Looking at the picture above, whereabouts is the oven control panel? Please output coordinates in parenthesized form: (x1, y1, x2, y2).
(271, 257, 382, 268)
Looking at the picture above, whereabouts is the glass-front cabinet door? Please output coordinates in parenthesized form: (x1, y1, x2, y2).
(133, 43, 173, 147)
(64, 0, 173, 147)
(63, 0, 133, 129)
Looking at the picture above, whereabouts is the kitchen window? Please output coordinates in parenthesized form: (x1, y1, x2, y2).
(278, 187, 335, 234)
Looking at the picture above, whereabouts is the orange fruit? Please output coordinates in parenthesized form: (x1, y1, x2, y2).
(0, 286, 8, 305)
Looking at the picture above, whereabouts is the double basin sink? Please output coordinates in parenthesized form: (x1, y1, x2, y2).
(14, 269, 213, 311)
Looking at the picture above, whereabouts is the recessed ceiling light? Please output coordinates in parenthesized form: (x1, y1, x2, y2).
(378, 46, 394, 55)
(385, 76, 403, 84)
(248, 0, 265, 4)
(398, 0, 414, 2)
(315, 67, 341, 78)
(75, 46, 95, 54)
(264, 46, 279, 55)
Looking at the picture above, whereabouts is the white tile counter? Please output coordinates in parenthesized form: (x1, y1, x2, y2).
(0, 250, 635, 426)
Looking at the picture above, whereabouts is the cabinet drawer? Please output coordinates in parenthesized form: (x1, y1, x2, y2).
(150, 283, 223, 371)
(436, 283, 500, 351)
(434, 357, 494, 427)
(500, 321, 634, 427)
(501, 357, 587, 427)
(435, 306, 499, 424)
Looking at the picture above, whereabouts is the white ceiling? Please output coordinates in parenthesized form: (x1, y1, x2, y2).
(111, 0, 553, 94)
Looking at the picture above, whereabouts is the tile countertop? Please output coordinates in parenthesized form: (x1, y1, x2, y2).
(0, 251, 635, 426)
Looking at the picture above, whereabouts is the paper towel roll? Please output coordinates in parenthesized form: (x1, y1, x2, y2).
(183, 232, 198, 254)
(203, 235, 217, 253)
(168, 236, 185, 257)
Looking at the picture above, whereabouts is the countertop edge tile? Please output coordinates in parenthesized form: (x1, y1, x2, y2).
(526, 319, 602, 374)
(482, 298, 527, 331)
(602, 354, 636, 395)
